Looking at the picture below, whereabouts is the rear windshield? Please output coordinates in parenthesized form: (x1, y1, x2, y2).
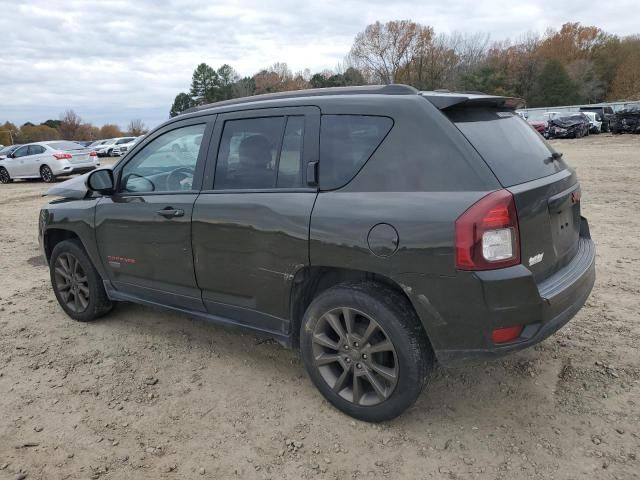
(46, 141, 86, 151)
(445, 108, 567, 187)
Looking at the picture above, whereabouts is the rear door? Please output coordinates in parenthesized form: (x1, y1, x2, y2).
(192, 106, 319, 335)
(95, 117, 214, 311)
(25, 145, 47, 176)
(446, 108, 581, 280)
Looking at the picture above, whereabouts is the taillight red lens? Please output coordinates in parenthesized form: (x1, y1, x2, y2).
(455, 189, 520, 270)
(89, 151, 97, 157)
(492, 325, 524, 344)
(53, 153, 73, 160)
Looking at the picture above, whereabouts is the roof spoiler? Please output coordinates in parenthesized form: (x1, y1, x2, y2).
(420, 91, 526, 110)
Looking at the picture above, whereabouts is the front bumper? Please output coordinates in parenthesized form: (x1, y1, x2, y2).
(400, 218, 595, 366)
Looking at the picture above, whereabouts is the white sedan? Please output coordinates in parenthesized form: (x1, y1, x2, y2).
(0, 141, 100, 184)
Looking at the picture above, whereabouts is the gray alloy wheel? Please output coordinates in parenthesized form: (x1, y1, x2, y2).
(311, 307, 399, 406)
(0, 167, 11, 184)
(53, 252, 90, 313)
(40, 165, 54, 183)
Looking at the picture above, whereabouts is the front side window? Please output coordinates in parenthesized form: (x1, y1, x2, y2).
(13, 146, 30, 158)
(120, 124, 205, 193)
(215, 116, 305, 190)
(320, 115, 393, 190)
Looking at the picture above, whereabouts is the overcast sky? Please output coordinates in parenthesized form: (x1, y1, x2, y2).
(1, 0, 637, 131)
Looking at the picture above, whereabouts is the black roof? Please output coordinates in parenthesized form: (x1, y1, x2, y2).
(183, 84, 525, 115)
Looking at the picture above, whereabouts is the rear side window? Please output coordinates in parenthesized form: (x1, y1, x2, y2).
(446, 109, 567, 187)
(28, 145, 45, 154)
(215, 116, 305, 190)
(320, 115, 393, 190)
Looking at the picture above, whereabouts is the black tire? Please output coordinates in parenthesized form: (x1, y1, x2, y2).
(300, 282, 433, 422)
(40, 165, 55, 183)
(107, 148, 113, 157)
(50, 239, 113, 321)
(0, 167, 11, 184)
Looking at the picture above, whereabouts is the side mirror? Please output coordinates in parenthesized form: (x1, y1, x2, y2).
(87, 168, 114, 195)
(7, 153, 15, 159)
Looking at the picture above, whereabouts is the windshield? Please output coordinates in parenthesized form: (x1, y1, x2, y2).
(445, 108, 567, 187)
(46, 141, 86, 151)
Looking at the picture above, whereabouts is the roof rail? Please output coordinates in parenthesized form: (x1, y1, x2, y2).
(184, 84, 418, 114)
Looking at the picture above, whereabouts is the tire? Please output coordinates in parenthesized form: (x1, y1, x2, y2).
(40, 165, 55, 183)
(300, 282, 433, 422)
(49, 239, 113, 322)
(0, 167, 12, 184)
(107, 148, 113, 157)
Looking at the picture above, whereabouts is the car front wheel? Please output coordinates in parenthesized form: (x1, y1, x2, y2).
(300, 282, 433, 422)
(0, 167, 12, 184)
(50, 239, 113, 321)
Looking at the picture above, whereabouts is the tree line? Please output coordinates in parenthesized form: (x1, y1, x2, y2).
(0, 111, 148, 146)
(170, 21, 640, 117)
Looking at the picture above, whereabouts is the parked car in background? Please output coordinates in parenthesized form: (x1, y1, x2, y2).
(525, 113, 548, 136)
(610, 106, 640, 134)
(112, 136, 143, 157)
(94, 137, 137, 157)
(581, 111, 602, 134)
(547, 114, 590, 139)
(39, 85, 595, 421)
(0, 144, 22, 160)
(580, 106, 614, 132)
(0, 141, 100, 183)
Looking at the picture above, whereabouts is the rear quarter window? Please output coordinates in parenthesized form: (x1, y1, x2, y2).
(446, 108, 567, 187)
(320, 115, 393, 190)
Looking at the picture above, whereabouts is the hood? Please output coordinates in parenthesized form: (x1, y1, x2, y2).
(44, 165, 112, 199)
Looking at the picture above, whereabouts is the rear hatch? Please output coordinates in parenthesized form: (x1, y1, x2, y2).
(444, 107, 581, 281)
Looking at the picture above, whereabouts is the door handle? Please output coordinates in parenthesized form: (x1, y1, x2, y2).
(156, 207, 184, 218)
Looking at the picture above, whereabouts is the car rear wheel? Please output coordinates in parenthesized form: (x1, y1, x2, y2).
(300, 282, 432, 422)
(50, 240, 113, 321)
(40, 165, 55, 183)
(0, 167, 12, 184)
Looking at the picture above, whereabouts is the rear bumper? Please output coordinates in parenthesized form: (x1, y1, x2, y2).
(400, 217, 595, 366)
(52, 163, 99, 176)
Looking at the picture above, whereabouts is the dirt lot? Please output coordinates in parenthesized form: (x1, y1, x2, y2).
(1, 135, 639, 480)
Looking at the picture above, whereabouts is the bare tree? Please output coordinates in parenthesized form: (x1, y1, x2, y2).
(58, 109, 82, 140)
(127, 119, 148, 136)
(349, 20, 433, 84)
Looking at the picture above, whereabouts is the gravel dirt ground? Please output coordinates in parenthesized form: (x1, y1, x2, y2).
(1, 135, 639, 480)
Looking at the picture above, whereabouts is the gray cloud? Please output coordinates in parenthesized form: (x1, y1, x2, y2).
(0, 0, 637, 130)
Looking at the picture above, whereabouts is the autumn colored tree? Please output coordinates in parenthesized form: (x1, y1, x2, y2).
(58, 109, 83, 140)
(349, 20, 434, 84)
(99, 124, 123, 139)
(15, 125, 60, 143)
(609, 49, 640, 100)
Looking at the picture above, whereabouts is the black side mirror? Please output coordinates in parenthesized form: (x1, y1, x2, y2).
(87, 169, 114, 195)
(7, 153, 15, 159)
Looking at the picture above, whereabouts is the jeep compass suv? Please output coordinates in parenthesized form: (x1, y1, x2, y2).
(39, 85, 595, 421)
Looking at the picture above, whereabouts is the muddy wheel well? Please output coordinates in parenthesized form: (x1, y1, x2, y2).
(44, 229, 81, 263)
(289, 267, 426, 348)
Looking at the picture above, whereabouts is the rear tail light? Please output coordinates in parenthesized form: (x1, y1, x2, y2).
(492, 325, 524, 344)
(455, 189, 520, 270)
(89, 151, 97, 157)
(53, 153, 73, 160)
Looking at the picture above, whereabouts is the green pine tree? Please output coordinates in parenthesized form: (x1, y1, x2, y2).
(169, 92, 193, 117)
(189, 63, 220, 106)
(529, 60, 581, 107)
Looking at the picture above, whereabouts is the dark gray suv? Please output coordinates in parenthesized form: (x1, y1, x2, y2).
(39, 85, 595, 421)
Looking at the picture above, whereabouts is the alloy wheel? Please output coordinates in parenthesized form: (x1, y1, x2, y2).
(311, 307, 399, 406)
(41, 166, 53, 182)
(0, 168, 9, 184)
(53, 253, 90, 313)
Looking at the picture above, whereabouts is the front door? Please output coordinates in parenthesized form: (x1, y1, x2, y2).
(95, 119, 214, 311)
(192, 107, 319, 335)
(10, 145, 31, 176)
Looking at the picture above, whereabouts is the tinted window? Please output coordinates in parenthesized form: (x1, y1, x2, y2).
(277, 116, 304, 188)
(215, 117, 286, 190)
(28, 145, 46, 155)
(13, 146, 29, 158)
(121, 124, 205, 193)
(320, 115, 393, 190)
(446, 108, 567, 187)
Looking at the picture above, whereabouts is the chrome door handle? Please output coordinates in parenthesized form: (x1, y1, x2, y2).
(156, 207, 184, 218)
